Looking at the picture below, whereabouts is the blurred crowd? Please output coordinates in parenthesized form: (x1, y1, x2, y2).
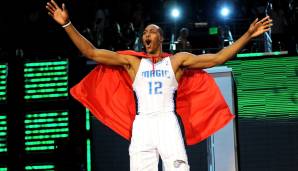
(0, 0, 297, 56)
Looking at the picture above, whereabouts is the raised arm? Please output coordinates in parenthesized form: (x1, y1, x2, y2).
(175, 16, 273, 69)
(45, 0, 130, 66)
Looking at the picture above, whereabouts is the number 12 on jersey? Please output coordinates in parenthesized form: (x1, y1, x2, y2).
(149, 81, 163, 95)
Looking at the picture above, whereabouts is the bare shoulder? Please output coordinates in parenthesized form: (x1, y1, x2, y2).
(171, 52, 194, 67)
(172, 52, 194, 61)
(124, 54, 141, 65)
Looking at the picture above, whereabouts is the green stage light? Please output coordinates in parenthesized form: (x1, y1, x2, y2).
(25, 164, 55, 170)
(25, 77, 68, 83)
(0, 114, 7, 153)
(24, 61, 67, 67)
(24, 72, 67, 78)
(225, 56, 298, 120)
(0, 148, 7, 153)
(236, 51, 288, 58)
(24, 93, 68, 99)
(0, 64, 7, 101)
(86, 109, 92, 171)
(87, 138, 91, 171)
(209, 27, 218, 35)
(24, 60, 68, 100)
(25, 140, 55, 146)
(25, 87, 68, 94)
(25, 123, 68, 129)
(26, 112, 67, 118)
(25, 146, 56, 151)
(0, 127, 7, 131)
(24, 111, 69, 152)
(25, 134, 68, 140)
(86, 109, 91, 131)
(24, 66, 67, 72)
(25, 82, 67, 89)
(25, 128, 68, 134)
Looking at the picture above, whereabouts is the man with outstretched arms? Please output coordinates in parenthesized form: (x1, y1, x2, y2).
(46, 0, 272, 170)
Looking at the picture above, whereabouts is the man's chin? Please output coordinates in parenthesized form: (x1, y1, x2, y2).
(145, 47, 160, 55)
(145, 49, 153, 54)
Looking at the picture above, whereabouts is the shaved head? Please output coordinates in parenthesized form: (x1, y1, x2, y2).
(145, 24, 164, 38)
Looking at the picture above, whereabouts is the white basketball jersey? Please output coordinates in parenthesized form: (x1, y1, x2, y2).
(132, 57, 178, 114)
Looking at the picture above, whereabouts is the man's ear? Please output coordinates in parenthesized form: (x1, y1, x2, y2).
(160, 36, 164, 42)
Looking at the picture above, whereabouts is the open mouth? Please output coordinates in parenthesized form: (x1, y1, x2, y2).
(145, 39, 152, 47)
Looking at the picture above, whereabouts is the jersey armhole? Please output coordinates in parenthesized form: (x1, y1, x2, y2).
(168, 57, 179, 86)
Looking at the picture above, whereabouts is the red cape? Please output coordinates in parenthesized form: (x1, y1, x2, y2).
(70, 50, 234, 145)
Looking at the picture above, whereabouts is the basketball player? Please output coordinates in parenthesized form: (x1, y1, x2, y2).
(46, 0, 272, 170)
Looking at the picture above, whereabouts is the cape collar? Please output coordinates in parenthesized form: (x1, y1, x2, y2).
(117, 50, 172, 63)
(117, 50, 172, 71)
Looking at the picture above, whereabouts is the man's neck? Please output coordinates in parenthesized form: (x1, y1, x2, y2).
(146, 50, 163, 62)
(147, 47, 164, 56)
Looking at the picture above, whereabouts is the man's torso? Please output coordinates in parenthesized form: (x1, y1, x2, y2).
(132, 57, 178, 114)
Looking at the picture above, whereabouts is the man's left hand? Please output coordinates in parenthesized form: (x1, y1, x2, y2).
(247, 16, 273, 39)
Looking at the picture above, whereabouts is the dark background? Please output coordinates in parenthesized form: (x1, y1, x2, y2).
(0, 0, 297, 56)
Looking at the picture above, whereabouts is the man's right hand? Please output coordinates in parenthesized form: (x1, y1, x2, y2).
(46, 0, 69, 26)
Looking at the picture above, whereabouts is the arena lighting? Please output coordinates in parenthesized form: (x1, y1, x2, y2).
(171, 8, 180, 19)
(169, 7, 181, 52)
(220, 6, 230, 17)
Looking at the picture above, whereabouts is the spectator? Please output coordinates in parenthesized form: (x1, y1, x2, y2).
(176, 27, 192, 52)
